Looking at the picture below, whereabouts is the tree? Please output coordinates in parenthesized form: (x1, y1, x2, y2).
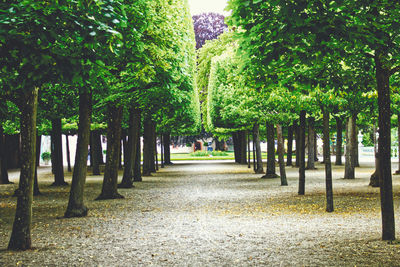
(39, 84, 78, 186)
(227, 0, 400, 240)
(1, 0, 127, 249)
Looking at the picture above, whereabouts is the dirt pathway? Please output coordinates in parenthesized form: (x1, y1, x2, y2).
(1, 161, 400, 266)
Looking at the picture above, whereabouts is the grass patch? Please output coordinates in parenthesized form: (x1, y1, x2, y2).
(190, 151, 229, 157)
(211, 151, 229, 156)
(190, 151, 210, 157)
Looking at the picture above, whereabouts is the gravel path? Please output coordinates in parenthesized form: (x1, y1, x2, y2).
(1, 161, 400, 266)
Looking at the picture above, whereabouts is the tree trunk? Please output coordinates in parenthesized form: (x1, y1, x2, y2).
(376, 55, 395, 240)
(155, 135, 159, 171)
(323, 110, 334, 212)
(91, 130, 101, 175)
(286, 125, 293, 166)
(344, 114, 357, 179)
(263, 122, 278, 178)
(8, 88, 38, 250)
(0, 125, 3, 184)
(395, 114, 400, 174)
(150, 122, 156, 172)
(143, 119, 154, 176)
(118, 138, 123, 170)
(0, 124, 11, 184)
(215, 137, 224, 151)
(306, 117, 316, 170)
(294, 121, 300, 167)
(94, 131, 104, 165)
(253, 123, 264, 174)
(160, 135, 164, 168)
(355, 122, 360, 167)
(247, 131, 251, 168)
(314, 131, 319, 162)
(66, 134, 72, 172)
(298, 110, 306, 195)
(163, 133, 172, 165)
(96, 105, 124, 200)
(122, 130, 128, 167)
(50, 131, 55, 174)
(232, 132, 239, 163)
(51, 118, 67, 186)
(133, 131, 142, 182)
(370, 125, 379, 187)
(277, 125, 287, 186)
(64, 90, 91, 218)
(252, 138, 256, 172)
(335, 117, 343, 165)
(119, 108, 140, 188)
(238, 130, 247, 164)
(33, 133, 41, 196)
(370, 153, 380, 187)
(89, 132, 94, 167)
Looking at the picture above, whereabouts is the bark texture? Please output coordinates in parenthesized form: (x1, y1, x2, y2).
(51, 118, 67, 186)
(8, 88, 38, 250)
(323, 110, 334, 212)
(376, 55, 395, 240)
(298, 111, 306, 195)
(119, 138, 123, 170)
(344, 114, 357, 179)
(65, 134, 72, 172)
(370, 152, 380, 187)
(232, 132, 239, 163)
(0, 124, 11, 184)
(233, 131, 247, 164)
(276, 125, 287, 186)
(252, 123, 264, 174)
(155, 134, 158, 171)
(335, 117, 343, 165)
(306, 117, 316, 170)
(133, 132, 142, 182)
(33, 134, 41, 196)
(215, 137, 225, 151)
(163, 133, 172, 165)
(119, 108, 140, 188)
(286, 125, 293, 166)
(314, 132, 319, 162)
(263, 123, 278, 178)
(64, 90, 91, 218)
(252, 139, 256, 172)
(239, 130, 247, 164)
(91, 130, 102, 175)
(395, 114, 400, 174)
(160, 135, 164, 168)
(96, 105, 124, 200)
(143, 119, 155, 176)
(294, 122, 300, 167)
(247, 132, 251, 168)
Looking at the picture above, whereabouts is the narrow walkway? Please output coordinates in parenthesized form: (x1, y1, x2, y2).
(1, 161, 400, 266)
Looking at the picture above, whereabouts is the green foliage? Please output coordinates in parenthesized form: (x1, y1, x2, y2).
(41, 152, 51, 161)
(190, 150, 228, 157)
(211, 151, 228, 156)
(190, 151, 209, 157)
(361, 131, 374, 147)
(153, 0, 201, 136)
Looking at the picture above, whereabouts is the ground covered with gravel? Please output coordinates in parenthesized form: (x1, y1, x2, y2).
(1, 160, 400, 266)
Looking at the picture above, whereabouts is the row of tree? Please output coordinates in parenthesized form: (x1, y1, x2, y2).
(196, 0, 400, 241)
(0, 0, 200, 250)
